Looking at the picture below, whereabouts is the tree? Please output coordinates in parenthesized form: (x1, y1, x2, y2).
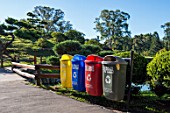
(161, 22, 170, 50)
(64, 30, 85, 44)
(0, 17, 18, 60)
(149, 32, 163, 55)
(51, 32, 67, 43)
(27, 6, 72, 33)
(3, 18, 43, 41)
(85, 39, 103, 48)
(132, 34, 146, 54)
(94, 9, 131, 48)
(53, 40, 82, 56)
(132, 32, 163, 56)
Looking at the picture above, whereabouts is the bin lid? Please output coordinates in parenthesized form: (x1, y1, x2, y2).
(72, 54, 86, 62)
(85, 54, 103, 63)
(102, 55, 127, 64)
(60, 54, 73, 61)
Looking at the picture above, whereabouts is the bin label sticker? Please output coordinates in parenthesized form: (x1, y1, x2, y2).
(73, 64, 79, 70)
(104, 71, 113, 93)
(104, 87, 112, 93)
(86, 74, 91, 82)
(62, 70, 66, 81)
(62, 64, 66, 68)
(105, 75, 111, 84)
(85, 66, 94, 72)
(104, 66, 114, 74)
(73, 72, 77, 78)
(73, 81, 78, 85)
(86, 84, 93, 89)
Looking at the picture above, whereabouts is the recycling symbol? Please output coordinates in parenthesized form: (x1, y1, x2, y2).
(73, 72, 77, 78)
(105, 75, 111, 84)
(87, 74, 91, 82)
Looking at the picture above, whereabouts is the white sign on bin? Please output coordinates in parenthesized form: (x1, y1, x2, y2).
(85, 66, 94, 72)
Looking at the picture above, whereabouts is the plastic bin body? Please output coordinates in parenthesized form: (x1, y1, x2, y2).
(60, 54, 73, 88)
(102, 55, 127, 101)
(72, 54, 86, 91)
(85, 55, 103, 96)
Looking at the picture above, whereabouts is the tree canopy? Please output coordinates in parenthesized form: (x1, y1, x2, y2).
(94, 9, 130, 48)
(161, 22, 170, 50)
(27, 6, 72, 33)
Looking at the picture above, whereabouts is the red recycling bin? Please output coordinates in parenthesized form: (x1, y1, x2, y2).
(85, 54, 103, 96)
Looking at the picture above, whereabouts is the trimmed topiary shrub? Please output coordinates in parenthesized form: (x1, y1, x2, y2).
(79, 49, 93, 56)
(53, 40, 82, 56)
(147, 50, 170, 96)
(114, 51, 148, 85)
(82, 44, 102, 54)
(35, 38, 54, 48)
(98, 50, 114, 57)
(46, 56, 60, 66)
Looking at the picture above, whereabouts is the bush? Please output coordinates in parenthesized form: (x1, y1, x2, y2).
(114, 51, 148, 85)
(53, 40, 82, 56)
(98, 50, 114, 57)
(46, 56, 60, 65)
(147, 50, 170, 96)
(79, 44, 102, 56)
(82, 44, 102, 54)
(35, 38, 54, 48)
(51, 32, 67, 43)
(79, 49, 93, 56)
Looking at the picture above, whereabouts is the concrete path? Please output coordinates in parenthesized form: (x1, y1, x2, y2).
(0, 68, 116, 113)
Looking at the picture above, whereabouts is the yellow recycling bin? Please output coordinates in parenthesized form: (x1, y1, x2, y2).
(60, 54, 73, 88)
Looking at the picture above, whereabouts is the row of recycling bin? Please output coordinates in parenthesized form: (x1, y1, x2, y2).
(60, 54, 128, 101)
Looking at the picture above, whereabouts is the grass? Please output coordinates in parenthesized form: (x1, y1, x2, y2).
(34, 83, 170, 113)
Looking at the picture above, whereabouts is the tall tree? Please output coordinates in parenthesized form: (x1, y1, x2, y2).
(132, 32, 163, 55)
(161, 22, 170, 50)
(149, 32, 163, 55)
(27, 6, 72, 34)
(94, 9, 131, 49)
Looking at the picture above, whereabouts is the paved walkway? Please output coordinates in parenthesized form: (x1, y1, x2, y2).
(0, 68, 116, 113)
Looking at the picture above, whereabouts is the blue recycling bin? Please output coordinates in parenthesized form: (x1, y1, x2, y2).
(72, 54, 86, 91)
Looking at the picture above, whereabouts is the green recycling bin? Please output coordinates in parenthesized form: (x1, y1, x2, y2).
(101, 55, 128, 101)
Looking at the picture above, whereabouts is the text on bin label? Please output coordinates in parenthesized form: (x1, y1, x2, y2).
(85, 65, 94, 72)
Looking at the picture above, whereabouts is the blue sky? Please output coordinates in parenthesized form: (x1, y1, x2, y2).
(0, 0, 170, 39)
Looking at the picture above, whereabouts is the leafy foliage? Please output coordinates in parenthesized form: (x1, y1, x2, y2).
(161, 22, 170, 50)
(51, 32, 67, 43)
(98, 50, 114, 57)
(46, 56, 60, 65)
(147, 50, 170, 96)
(53, 40, 82, 56)
(65, 30, 85, 44)
(28, 6, 72, 33)
(133, 32, 163, 56)
(94, 9, 130, 49)
(35, 38, 54, 48)
(81, 44, 102, 54)
(14, 28, 41, 41)
(85, 39, 103, 47)
(114, 51, 148, 84)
